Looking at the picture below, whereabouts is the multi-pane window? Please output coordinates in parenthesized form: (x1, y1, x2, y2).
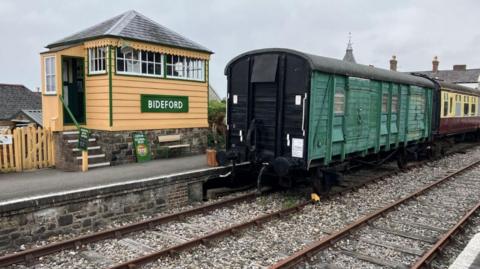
(464, 96, 469, 116)
(391, 95, 398, 113)
(449, 96, 453, 115)
(44, 56, 56, 94)
(334, 89, 345, 114)
(471, 97, 476, 116)
(116, 48, 163, 77)
(381, 94, 388, 113)
(442, 93, 448, 117)
(455, 95, 461, 116)
(88, 47, 106, 74)
(166, 55, 204, 81)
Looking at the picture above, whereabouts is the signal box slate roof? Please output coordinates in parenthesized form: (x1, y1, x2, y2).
(46, 10, 212, 54)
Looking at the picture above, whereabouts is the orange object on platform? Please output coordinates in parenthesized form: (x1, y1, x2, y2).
(206, 149, 218, 167)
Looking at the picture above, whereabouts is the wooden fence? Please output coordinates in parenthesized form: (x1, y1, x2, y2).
(0, 126, 55, 172)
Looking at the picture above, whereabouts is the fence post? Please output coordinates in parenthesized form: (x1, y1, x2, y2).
(8, 129, 14, 170)
(15, 128, 22, 172)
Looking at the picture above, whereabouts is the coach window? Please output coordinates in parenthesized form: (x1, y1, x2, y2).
(464, 96, 469, 116)
(455, 95, 461, 116)
(334, 89, 345, 114)
(443, 93, 448, 117)
(382, 93, 388, 113)
(471, 97, 476, 116)
(448, 96, 453, 115)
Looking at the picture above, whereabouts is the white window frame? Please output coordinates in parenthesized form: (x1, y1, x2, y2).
(44, 56, 56, 95)
(88, 47, 107, 74)
(166, 55, 205, 81)
(116, 48, 163, 78)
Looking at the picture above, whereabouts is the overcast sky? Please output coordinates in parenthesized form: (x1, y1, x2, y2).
(1, 0, 479, 97)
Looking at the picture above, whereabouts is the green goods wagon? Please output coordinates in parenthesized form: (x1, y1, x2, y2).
(220, 48, 434, 184)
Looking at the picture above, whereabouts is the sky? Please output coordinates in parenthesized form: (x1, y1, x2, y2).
(0, 0, 479, 97)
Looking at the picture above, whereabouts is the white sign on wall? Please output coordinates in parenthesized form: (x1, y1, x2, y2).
(0, 135, 13, 145)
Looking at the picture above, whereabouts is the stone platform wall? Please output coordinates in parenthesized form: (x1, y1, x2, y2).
(0, 167, 228, 252)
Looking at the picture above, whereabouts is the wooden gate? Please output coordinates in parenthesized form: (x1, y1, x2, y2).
(0, 126, 55, 172)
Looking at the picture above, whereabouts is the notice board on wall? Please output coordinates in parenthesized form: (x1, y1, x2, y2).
(133, 132, 151, 162)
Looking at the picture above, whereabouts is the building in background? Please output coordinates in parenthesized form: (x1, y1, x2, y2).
(40, 10, 213, 170)
(410, 57, 480, 89)
(342, 33, 356, 64)
(0, 84, 42, 130)
(208, 85, 222, 102)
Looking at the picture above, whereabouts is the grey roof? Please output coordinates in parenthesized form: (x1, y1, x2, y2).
(19, 110, 43, 126)
(0, 84, 41, 120)
(46, 10, 212, 53)
(226, 48, 434, 88)
(410, 69, 480, 84)
(209, 85, 221, 101)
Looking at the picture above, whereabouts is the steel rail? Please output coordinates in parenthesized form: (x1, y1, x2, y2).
(411, 201, 480, 268)
(107, 166, 409, 269)
(108, 200, 312, 269)
(0, 145, 470, 268)
(269, 160, 480, 269)
(0, 192, 259, 267)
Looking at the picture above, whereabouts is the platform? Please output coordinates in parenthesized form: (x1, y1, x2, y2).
(450, 233, 480, 269)
(0, 154, 230, 205)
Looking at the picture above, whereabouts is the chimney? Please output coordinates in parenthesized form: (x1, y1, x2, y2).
(432, 56, 439, 73)
(389, 55, 397, 71)
(453, 64, 466, 71)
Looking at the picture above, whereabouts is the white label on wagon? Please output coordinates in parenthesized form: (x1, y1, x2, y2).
(291, 138, 304, 158)
(295, 95, 302, 105)
(0, 135, 13, 145)
(233, 95, 238, 104)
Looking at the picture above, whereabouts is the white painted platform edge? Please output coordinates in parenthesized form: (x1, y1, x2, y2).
(0, 162, 249, 207)
(449, 233, 480, 269)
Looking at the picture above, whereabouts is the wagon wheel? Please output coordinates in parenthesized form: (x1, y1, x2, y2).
(429, 143, 443, 160)
(312, 168, 333, 195)
(396, 150, 407, 169)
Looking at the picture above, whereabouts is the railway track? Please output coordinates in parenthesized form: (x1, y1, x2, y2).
(2, 143, 477, 268)
(1, 163, 399, 268)
(270, 160, 480, 269)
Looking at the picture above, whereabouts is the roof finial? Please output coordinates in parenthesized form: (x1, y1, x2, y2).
(347, 32, 353, 50)
(343, 32, 356, 63)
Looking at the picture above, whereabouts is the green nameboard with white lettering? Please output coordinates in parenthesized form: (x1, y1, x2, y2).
(141, 94, 189, 113)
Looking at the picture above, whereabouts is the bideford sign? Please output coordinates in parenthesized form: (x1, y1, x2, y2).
(140, 94, 189, 113)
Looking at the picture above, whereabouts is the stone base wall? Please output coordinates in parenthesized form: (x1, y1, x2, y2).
(53, 127, 209, 170)
(0, 176, 207, 252)
(53, 133, 78, 171)
(92, 127, 208, 166)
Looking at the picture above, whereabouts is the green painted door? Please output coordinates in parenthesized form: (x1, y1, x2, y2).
(62, 57, 85, 125)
